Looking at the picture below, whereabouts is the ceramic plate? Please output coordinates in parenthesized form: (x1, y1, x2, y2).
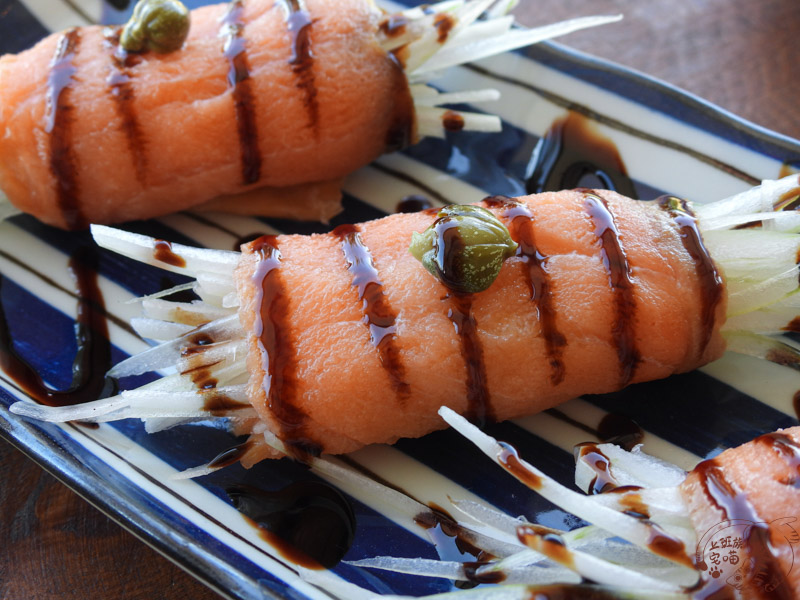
(1, 1, 799, 599)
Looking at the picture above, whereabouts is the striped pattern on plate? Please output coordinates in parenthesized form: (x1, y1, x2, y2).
(0, 1, 799, 599)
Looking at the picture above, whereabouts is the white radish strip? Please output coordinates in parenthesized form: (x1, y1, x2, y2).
(410, 15, 623, 77)
(194, 271, 236, 298)
(403, 0, 496, 74)
(125, 282, 196, 304)
(701, 210, 800, 232)
(175, 338, 248, 370)
(222, 291, 240, 308)
(517, 529, 686, 592)
(108, 386, 248, 414)
(696, 174, 800, 223)
(131, 318, 195, 342)
(347, 556, 580, 585)
(412, 87, 502, 107)
(91, 224, 240, 276)
(347, 557, 470, 581)
(723, 290, 800, 333)
(725, 269, 800, 317)
(141, 298, 234, 326)
(180, 361, 250, 389)
(442, 15, 515, 48)
(376, 584, 687, 600)
(10, 395, 131, 422)
(416, 106, 502, 137)
(447, 498, 606, 552)
(193, 285, 230, 307)
(575, 443, 688, 490)
(144, 416, 207, 433)
(108, 314, 243, 377)
(704, 229, 799, 277)
(449, 498, 534, 538)
(174, 464, 220, 480)
(485, 0, 518, 19)
(723, 332, 800, 369)
(584, 492, 694, 532)
(438, 407, 696, 568)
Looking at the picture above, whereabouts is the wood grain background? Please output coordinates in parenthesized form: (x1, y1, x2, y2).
(1, 0, 798, 598)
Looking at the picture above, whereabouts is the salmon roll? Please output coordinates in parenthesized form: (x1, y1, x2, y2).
(12, 176, 800, 469)
(0, 0, 621, 229)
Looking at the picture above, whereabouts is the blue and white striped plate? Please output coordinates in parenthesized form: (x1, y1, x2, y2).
(1, 1, 799, 599)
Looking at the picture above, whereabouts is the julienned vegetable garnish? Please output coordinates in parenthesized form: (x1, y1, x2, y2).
(0, 0, 621, 229)
(120, 0, 191, 54)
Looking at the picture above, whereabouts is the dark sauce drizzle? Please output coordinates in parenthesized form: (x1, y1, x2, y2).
(153, 239, 187, 267)
(379, 13, 409, 37)
(484, 196, 567, 385)
(415, 503, 499, 587)
(755, 431, 800, 488)
(433, 12, 455, 43)
(396, 194, 434, 213)
(208, 438, 254, 469)
(690, 458, 792, 600)
(0, 246, 115, 406)
(584, 192, 640, 387)
(526, 111, 637, 198)
(448, 292, 492, 425)
(611, 487, 650, 520)
(221, 0, 262, 185)
(277, 0, 319, 135)
(333, 224, 410, 401)
(46, 28, 86, 230)
(103, 27, 147, 186)
(425, 213, 493, 423)
(657, 196, 724, 358)
(517, 526, 575, 569)
(250, 236, 320, 460)
(574, 442, 619, 494)
(228, 481, 356, 569)
(442, 110, 465, 132)
(497, 441, 542, 490)
(597, 412, 644, 451)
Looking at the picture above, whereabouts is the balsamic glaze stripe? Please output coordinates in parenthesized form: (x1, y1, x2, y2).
(584, 193, 641, 387)
(47, 27, 85, 229)
(221, 0, 262, 185)
(277, 0, 320, 134)
(333, 224, 410, 401)
(463, 62, 762, 185)
(105, 30, 148, 187)
(483, 197, 567, 385)
(0, 238, 136, 336)
(657, 197, 724, 359)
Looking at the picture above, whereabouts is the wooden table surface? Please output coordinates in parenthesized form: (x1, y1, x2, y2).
(1, 0, 798, 599)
